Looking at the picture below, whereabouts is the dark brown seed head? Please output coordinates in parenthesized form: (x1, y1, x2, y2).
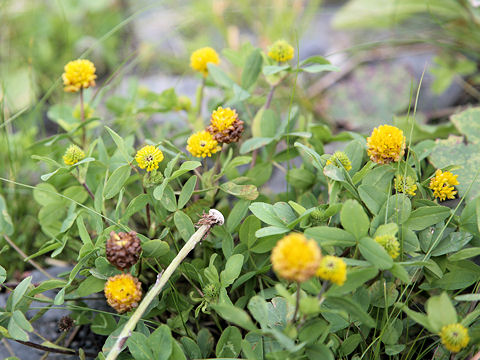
(106, 231, 142, 271)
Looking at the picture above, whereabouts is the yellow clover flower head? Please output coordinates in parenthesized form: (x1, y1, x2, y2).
(268, 40, 294, 62)
(207, 106, 244, 144)
(104, 273, 142, 313)
(367, 125, 405, 164)
(429, 169, 459, 201)
(326, 151, 352, 171)
(135, 145, 164, 172)
(316, 255, 347, 286)
(63, 144, 85, 166)
(271, 233, 321, 283)
(62, 59, 97, 93)
(394, 175, 417, 196)
(374, 235, 400, 259)
(439, 323, 470, 353)
(187, 130, 221, 158)
(190, 47, 220, 76)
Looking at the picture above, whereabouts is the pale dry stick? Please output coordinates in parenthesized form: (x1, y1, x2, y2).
(3, 235, 54, 280)
(106, 209, 224, 360)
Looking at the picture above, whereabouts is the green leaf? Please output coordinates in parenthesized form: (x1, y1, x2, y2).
(429, 134, 480, 201)
(127, 332, 154, 360)
(149, 325, 172, 360)
(161, 185, 177, 212)
(305, 227, 356, 247)
(239, 215, 260, 248)
(76, 216, 93, 246)
(255, 226, 289, 238)
(260, 109, 281, 138)
(170, 161, 201, 180)
(227, 200, 251, 233)
(300, 64, 339, 73)
(396, 302, 435, 333)
(178, 176, 197, 209)
(294, 142, 324, 171)
(448, 247, 480, 261)
(77, 276, 105, 297)
(220, 182, 259, 200)
(210, 303, 257, 331)
(207, 63, 234, 88)
(359, 184, 387, 215)
(174, 211, 194, 242)
(103, 165, 131, 199)
(286, 168, 316, 190)
(11, 276, 32, 310)
(242, 49, 263, 89)
(325, 296, 376, 327)
(105, 126, 132, 162)
(340, 200, 370, 240)
(249, 202, 285, 227)
(123, 194, 150, 219)
(0, 195, 14, 236)
(142, 240, 169, 258)
(8, 311, 31, 341)
(327, 267, 378, 296)
(263, 65, 290, 75)
(359, 237, 393, 270)
(0, 265, 6, 284)
(220, 254, 244, 287)
(426, 292, 457, 333)
(404, 206, 450, 231)
(240, 137, 275, 154)
(216, 326, 242, 358)
(91, 313, 117, 336)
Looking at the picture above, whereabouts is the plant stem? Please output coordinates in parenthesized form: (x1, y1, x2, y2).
(12, 339, 96, 358)
(80, 88, 86, 148)
(143, 187, 151, 231)
(3, 235, 54, 280)
(251, 85, 276, 169)
(293, 281, 301, 322)
(105, 210, 223, 360)
(195, 77, 206, 120)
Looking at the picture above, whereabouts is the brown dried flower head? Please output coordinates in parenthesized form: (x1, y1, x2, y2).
(206, 107, 244, 144)
(106, 231, 142, 271)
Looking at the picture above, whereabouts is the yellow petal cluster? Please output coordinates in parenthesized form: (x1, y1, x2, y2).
(268, 40, 294, 62)
(210, 107, 238, 132)
(374, 235, 400, 259)
(135, 145, 164, 172)
(190, 47, 220, 76)
(62, 59, 97, 93)
(439, 323, 470, 353)
(429, 169, 459, 201)
(63, 144, 85, 166)
(104, 273, 142, 313)
(394, 175, 417, 196)
(316, 255, 347, 286)
(271, 233, 321, 283)
(366, 125, 405, 164)
(186, 130, 221, 158)
(326, 151, 352, 171)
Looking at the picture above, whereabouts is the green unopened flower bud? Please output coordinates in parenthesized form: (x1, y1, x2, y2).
(310, 209, 323, 220)
(143, 169, 164, 188)
(176, 96, 192, 112)
(374, 235, 400, 259)
(63, 144, 85, 166)
(202, 283, 219, 302)
(268, 40, 294, 62)
(326, 151, 352, 171)
(394, 175, 417, 196)
(440, 323, 470, 353)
